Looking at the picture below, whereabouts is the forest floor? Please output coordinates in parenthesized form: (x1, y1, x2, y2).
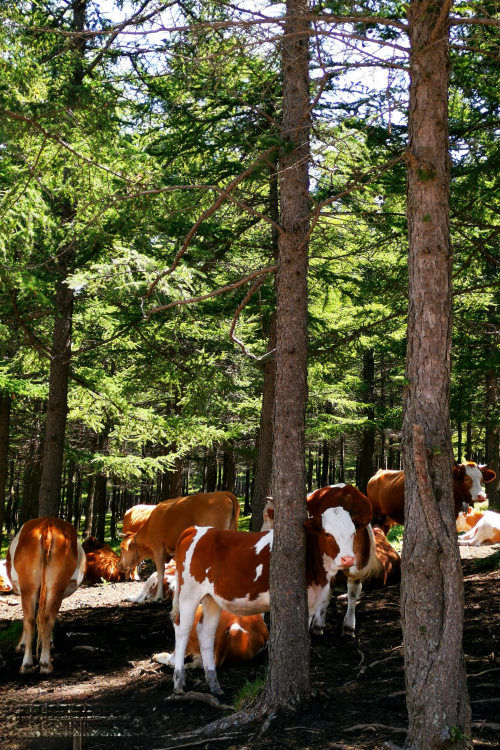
(1, 546, 500, 750)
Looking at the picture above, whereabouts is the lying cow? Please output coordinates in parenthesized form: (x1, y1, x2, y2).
(307, 484, 400, 636)
(154, 608, 268, 670)
(458, 510, 500, 546)
(367, 462, 496, 534)
(82, 536, 127, 583)
(171, 504, 368, 695)
(0, 559, 12, 592)
(456, 509, 484, 534)
(124, 560, 177, 603)
(6, 517, 86, 674)
(118, 491, 240, 601)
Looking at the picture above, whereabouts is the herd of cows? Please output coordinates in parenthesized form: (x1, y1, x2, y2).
(1, 461, 500, 696)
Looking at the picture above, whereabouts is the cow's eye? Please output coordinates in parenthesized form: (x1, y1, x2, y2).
(325, 532, 332, 538)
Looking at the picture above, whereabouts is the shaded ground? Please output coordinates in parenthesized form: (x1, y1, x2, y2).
(1, 547, 500, 750)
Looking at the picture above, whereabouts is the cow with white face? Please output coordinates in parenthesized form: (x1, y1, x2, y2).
(170, 505, 365, 696)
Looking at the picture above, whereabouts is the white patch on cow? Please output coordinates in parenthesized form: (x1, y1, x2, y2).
(465, 464, 487, 503)
(458, 510, 500, 546)
(63, 542, 86, 599)
(185, 526, 212, 582)
(205, 567, 211, 576)
(254, 564, 263, 581)
(254, 531, 273, 555)
(124, 571, 159, 603)
(321, 507, 356, 575)
(223, 591, 270, 615)
(229, 622, 247, 633)
(7, 527, 22, 595)
(0, 559, 12, 591)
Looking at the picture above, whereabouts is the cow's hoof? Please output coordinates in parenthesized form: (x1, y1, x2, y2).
(173, 686, 185, 695)
(311, 626, 324, 636)
(211, 687, 225, 697)
(39, 663, 53, 675)
(19, 664, 35, 674)
(342, 627, 356, 639)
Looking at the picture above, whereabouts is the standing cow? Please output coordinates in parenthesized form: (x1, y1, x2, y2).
(367, 462, 496, 534)
(118, 491, 239, 600)
(7, 517, 86, 674)
(170, 504, 367, 696)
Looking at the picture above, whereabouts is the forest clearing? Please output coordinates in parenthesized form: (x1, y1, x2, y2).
(2, 0, 500, 749)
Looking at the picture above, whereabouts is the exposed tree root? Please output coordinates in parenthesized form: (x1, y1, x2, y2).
(345, 723, 408, 734)
(156, 735, 240, 750)
(164, 691, 232, 710)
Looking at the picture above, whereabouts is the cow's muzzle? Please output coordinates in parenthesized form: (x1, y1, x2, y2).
(340, 556, 355, 568)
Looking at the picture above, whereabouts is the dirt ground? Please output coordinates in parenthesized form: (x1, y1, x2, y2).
(1, 547, 500, 750)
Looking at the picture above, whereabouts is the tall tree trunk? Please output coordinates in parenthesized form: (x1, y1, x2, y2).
(5, 460, 15, 535)
(256, 0, 310, 712)
(110, 480, 117, 538)
(321, 440, 329, 487)
(83, 475, 94, 537)
(38, 2, 87, 517)
(206, 449, 217, 493)
(339, 435, 345, 482)
(306, 447, 313, 491)
(0, 395, 12, 548)
(401, 1, 471, 746)
(485, 369, 500, 509)
(359, 349, 375, 495)
(65, 461, 75, 524)
(73, 468, 82, 531)
(95, 427, 111, 542)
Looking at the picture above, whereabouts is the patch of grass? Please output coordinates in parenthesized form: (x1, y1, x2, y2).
(0, 621, 23, 649)
(238, 514, 251, 532)
(387, 524, 404, 553)
(473, 551, 500, 570)
(234, 669, 267, 710)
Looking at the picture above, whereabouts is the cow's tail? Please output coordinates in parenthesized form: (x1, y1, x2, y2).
(36, 523, 53, 656)
(228, 491, 240, 531)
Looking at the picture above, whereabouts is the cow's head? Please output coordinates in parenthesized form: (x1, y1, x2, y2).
(261, 498, 275, 531)
(454, 461, 496, 504)
(117, 533, 139, 573)
(305, 506, 356, 576)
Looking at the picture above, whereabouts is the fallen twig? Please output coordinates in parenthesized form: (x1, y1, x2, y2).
(356, 648, 365, 668)
(283, 726, 321, 733)
(155, 734, 239, 750)
(468, 667, 500, 679)
(164, 692, 232, 710)
(471, 721, 500, 731)
(471, 697, 500, 704)
(345, 723, 408, 734)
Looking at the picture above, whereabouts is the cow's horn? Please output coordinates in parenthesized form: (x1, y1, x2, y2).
(117, 532, 126, 538)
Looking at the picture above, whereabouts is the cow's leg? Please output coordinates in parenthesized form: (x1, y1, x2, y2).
(311, 586, 332, 635)
(173, 597, 199, 694)
(38, 591, 64, 674)
(18, 587, 37, 674)
(197, 596, 223, 695)
(342, 579, 362, 637)
(153, 549, 167, 601)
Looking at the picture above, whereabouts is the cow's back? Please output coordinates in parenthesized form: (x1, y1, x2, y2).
(123, 504, 156, 535)
(367, 470, 405, 526)
(144, 492, 239, 556)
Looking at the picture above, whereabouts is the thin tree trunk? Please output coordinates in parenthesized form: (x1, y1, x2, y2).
(457, 419, 462, 463)
(83, 475, 94, 537)
(401, 1, 471, 746)
(0, 395, 12, 548)
(206, 449, 217, 493)
(94, 426, 111, 542)
(321, 440, 329, 487)
(256, 0, 310, 712)
(110, 480, 117, 538)
(244, 468, 251, 516)
(339, 435, 345, 482)
(5, 460, 15, 535)
(73, 468, 82, 531)
(306, 447, 313, 491)
(359, 349, 375, 495)
(65, 461, 75, 525)
(485, 370, 500, 509)
(466, 418, 472, 460)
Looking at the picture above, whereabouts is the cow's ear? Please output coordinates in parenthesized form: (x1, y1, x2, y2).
(304, 518, 322, 534)
(267, 508, 274, 521)
(453, 464, 465, 480)
(481, 468, 496, 483)
(352, 513, 372, 530)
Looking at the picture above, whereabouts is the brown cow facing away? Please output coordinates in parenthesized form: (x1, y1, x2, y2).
(118, 491, 240, 601)
(367, 463, 496, 534)
(6, 517, 85, 674)
(82, 536, 127, 583)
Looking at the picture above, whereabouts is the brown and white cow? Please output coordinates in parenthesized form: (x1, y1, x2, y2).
(456, 509, 484, 534)
(122, 504, 155, 535)
(124, 560, 177, 603)
(154, 608, 268, 670)
(82, 536, 127, 583)
(118, 491, 239, 601)
(6, 517, 85, 674)
(0, 559, 12, 592)
(457, 510, 500, 546)
(367, 463, 496, 534)
(171, 505, 366, 695)
(307, 484, 399, 636)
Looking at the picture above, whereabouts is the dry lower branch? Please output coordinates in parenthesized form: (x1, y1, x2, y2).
(229, 274, 274, 361)
(146, 265, 277, 320)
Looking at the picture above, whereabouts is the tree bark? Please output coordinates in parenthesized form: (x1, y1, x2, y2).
(94, 427, 111, 542)
(73, 468, 82, 531)
(339, 435, 345, 482)
(401, 2, 471, 747)
(359, 349, 375, 495)
(5, 460, 15, 535)
(256, 0, 311, 712)
(251, 316, 277, 531)
(65, 461, 75, 524)
(83, 475, 94, 537)
(206, 449, 218, 493)
(0, 395, 12, 548)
